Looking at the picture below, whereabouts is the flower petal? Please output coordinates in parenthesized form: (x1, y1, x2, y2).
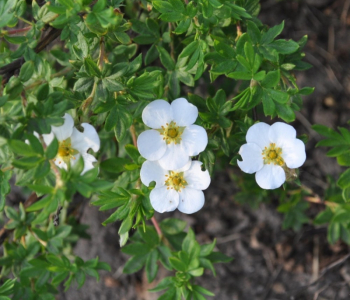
(237, 143, 264, 174)
(181, 125, 208, 156)
(81, 153, 97, 175)
(71, 124, 100, 154)
(184, 161, 211, 190)
(171, 98, 198, 126)
(255, 164, 285, 190)
(281, 138, 306, 168)
(177, 188, 205, 214)
(246, 122, 270, 149)
(42, 132, 54, 146)
(269, 122, 296, 148)
(142, 100, 173, 129)
(51, 113, 74, 141)
(158, 143, 190, 170)
(54, 157, 68, 170)
(137, 130, 167, 161)
(150, 186, 179, 213)
(140, 160, 167, 188)
(174, 159, 192, 173)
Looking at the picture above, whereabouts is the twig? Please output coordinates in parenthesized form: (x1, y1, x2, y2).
(0, 27, 61, 84)
(2, 26, 31, 35)
(151, 216, 162, 237)
(53, 206, 63, 226)
(130, 125, 137, 147)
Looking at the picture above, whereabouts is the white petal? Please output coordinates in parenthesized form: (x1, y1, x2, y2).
(255, 164, 285, 190)
(177, 188, 205, 214)
(42, 132, 54, 146)
(137, 130, 167, 161)
(269, 122, 296, 148)
(71, 124, 100, 153)
(142, 100, 173, 129)
(246, 122, 270, 149)
(150, 186, 179, 213)
(184, 161, 211, 190)
(171, 98, 198, 126)
(140, 160, 167, 188)
(54, 157, 68, 170)
(282, 138, 306, 169)
(51, 113, 74, 141)
(81, 153, 97, 175)
(181, 125, 208, 156)
(237, 143, 264, 174)
(158, 143, 189, 170)
(174, 159, 192, 173)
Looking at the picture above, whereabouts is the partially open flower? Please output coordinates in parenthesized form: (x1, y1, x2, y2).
(43, 114, 100, 174)
(237, 122, 306, 189)
(137, 98, 208, 170)
(140, 160, 211, 214)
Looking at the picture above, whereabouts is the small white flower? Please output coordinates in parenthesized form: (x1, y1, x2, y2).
(137, 98, 208, 170)
(140, 160, 211, 214)
(43, 113, 100, 174)
(237, 122, 306, 190)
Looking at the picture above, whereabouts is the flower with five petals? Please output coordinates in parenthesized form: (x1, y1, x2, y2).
(237, 122, 306, 189)
(137, 98, 208, 170)
(140, 160, 211, 214)
(43, 113, 100, 174)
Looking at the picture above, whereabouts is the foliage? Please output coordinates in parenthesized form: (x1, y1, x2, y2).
(0, 0, 346, 298)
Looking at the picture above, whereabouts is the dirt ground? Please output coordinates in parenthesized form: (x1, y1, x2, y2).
(56, 0, 350, 299)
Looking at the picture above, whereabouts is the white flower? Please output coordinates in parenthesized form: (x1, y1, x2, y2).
(140, 160, 211, 214)
(237, 122, 306, 190)
(137, 98, 208, 171)
(43, 113, 100, 174)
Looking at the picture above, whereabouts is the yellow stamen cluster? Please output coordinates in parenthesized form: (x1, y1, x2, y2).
(54, 138, 79, 164)
(164, 171, 187, 192)
(157, 121, 185, 145)
(262, 143, 284, 166)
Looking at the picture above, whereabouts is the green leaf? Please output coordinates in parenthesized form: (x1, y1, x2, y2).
(146, 250, 159, 282)
(275, 103, 295, 122)
(125, 144, 140, 163)
(27, 184, 54, 194)
(102, 78, 124, 92)
(160, 218, 187, 235)
(4, 35, 27, 44)
(5, 206, 19, 221)
(169, 257, 187, 272)
(121, 242, 151, 256)
(261, 70, 280, 88)
(84, 58, 101, 78)
(123, 255, 147, 274)
(261, 21, 284, 44)
(26, 196, 53, 212)
(339, 169, 350, 189)
(156, 46, 175, 71)
(100, 157, 130, 173)
(8, 140, 36, 157)
(207, 251, 232, 263)
(269, 39, 299, 54)
(37, 83, 49, 101)
(19, 61, 35, 82)
(46, 137, 58, 160)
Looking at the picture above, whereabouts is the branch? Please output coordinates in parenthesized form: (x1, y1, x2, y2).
(0, 26, 61, 84)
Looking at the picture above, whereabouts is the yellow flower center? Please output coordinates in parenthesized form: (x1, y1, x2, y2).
(165, 171, 187, 192)
(158, 121, 185, 145)
(262, 143, 284, 166)
(54, 138, 79, 164)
